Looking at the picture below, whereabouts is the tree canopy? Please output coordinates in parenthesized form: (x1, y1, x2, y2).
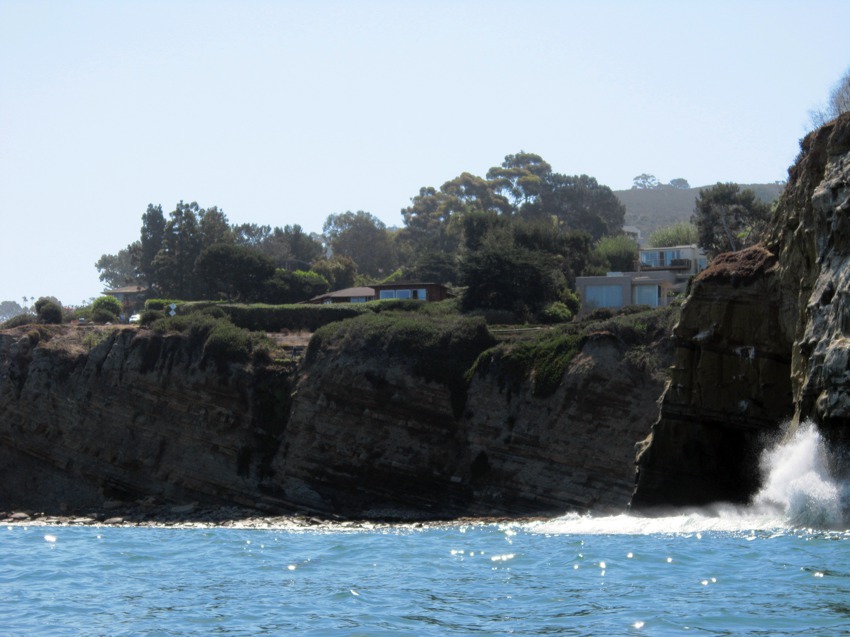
(92, 151, 626, 315)
(691, 183, 771, 257)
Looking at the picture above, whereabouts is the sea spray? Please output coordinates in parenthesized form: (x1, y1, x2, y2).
(751, 422, 845, 528)
(534, 421, 849, 535)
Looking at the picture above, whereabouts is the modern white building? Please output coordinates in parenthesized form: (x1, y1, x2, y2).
(575, 244, 707, 315)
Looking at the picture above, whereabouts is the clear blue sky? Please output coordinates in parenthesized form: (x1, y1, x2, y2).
(2, 0, 849, 306)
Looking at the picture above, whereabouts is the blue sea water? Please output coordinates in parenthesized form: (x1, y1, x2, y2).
(3, 425, 850, 637)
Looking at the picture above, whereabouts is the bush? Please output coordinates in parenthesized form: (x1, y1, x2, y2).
(91, 295, 122, 317)
(91, 307, 118, 324)
(36, 298, 63, 324)
(2, 313, 37, 329)
(476, 331, 586, 398)
(151, 311, 271, 369)
(145, 299, 183, 312)
(538, 301, 573, 324)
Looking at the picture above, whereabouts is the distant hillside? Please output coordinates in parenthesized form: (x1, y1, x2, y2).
(615, 183, 784, 244)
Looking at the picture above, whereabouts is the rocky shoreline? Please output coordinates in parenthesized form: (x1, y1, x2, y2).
(1, 504, 543, 530)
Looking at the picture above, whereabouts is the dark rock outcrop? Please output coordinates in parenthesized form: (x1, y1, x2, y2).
(0, 325, 295, 513)
(0, 309, 673, 519)
(633, 111, 850, 508)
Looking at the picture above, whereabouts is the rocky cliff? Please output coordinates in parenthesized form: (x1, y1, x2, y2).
(0, 308, 673, 520)
(633, 111, 850, 508)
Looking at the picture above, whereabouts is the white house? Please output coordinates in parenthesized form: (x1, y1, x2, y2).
(575, 244, 707, 316)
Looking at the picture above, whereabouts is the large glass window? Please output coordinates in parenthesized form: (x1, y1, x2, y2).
(379, 290, 395, 299)
(585, 285, 623, 308)
(633, 285, 659, 307)
(396, 289, 412, 299)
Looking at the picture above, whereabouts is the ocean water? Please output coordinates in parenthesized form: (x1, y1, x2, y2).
(3, 425, 850, 637)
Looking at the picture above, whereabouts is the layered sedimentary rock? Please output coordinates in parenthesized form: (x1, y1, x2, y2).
(0, 326, 294, 513)
(0, 312, 672, 518)
(633, 112, 850, 507)
(275, 322, 672, 518)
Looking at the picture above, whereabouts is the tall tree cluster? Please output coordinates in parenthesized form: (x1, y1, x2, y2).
(96, 152, 628, 312)
(97, 202, 326, 303)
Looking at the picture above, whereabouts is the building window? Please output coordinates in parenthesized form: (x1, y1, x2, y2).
(632, 285, 659, 307)
(396, 289, 412, 299)
(379, 290, 395, 299)
(350, 297, 367, 303)
(585, 285, 623, 308)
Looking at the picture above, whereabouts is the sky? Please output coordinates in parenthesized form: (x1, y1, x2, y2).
(2, 1, 850, 307)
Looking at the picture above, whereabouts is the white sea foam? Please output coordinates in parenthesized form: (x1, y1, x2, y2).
(527, 421, 849, 535)
(751, 422, 846, 528)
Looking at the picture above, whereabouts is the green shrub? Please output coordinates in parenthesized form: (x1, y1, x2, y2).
(220, 303, 372, 332)
(538, 301, 573, 324)
(145, 299, 183, 312)
(1, 313, 36, 329)
(151, 311, 271, 368)
(91, 295, 122, 317)
(203, 321, 255, 364)
(91, 307, 118, 324)
(36, 298, 63, 324)
(477, 331, 586, 398)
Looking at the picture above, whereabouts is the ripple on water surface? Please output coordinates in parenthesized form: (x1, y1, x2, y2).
(2, 521, 850, 636)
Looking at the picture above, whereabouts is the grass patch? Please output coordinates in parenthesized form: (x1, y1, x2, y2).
(474, 331, 586, 398)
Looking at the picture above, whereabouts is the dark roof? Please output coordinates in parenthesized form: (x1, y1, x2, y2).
(305, 286, 376, 303)
(104, 285, 148, 294)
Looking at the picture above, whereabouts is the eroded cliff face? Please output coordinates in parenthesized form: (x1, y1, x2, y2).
(0, 311, 672, 519)
(274, 322, 672, 518)
(633, 111, 850, 508)
(0, 325, 294, 513)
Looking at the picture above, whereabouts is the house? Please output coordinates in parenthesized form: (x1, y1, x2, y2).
(575, 244, 707, 316)
(576, 271, 678, 314)
(304, 286, 377, 304)
(304, 282, 449, 305)
(638, 244, 707, 277)
(371, 282, 449, 302)
(104, 285, 148, 313)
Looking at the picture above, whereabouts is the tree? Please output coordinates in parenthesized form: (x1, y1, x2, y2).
(692, 183, 771, 257)
(95, 242, 143, 289)
(810, 65, 850, 128)
(197, 206, 233, 249)
(151, 201, 204, 298)
(593, 235, 639, 272)
(460, 228, 567, 318)
(0, 300, 26, 322)
(399, 172, 510, 259)
(649, 222, 699, 247)
(195, 243, 276, 301)
(279, 224, 324, 267)
(262, 269, 330, 304)
(323, 211, 396, 279)
(537, 173, 626, 240)
(632, 174, 661, 189)
(139, 204, 166, 286)
(668, 178, 691, 190)
(486, 152, 552, 211)
(311, 255, 357, 290)
(233, 223, 273, 248)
